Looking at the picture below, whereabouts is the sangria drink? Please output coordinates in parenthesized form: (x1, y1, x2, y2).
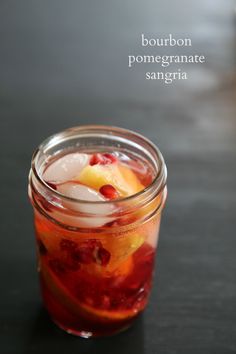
(28, 125, 167, 337)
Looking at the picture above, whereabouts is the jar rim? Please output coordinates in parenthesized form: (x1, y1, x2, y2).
(30, 125, 167, 206)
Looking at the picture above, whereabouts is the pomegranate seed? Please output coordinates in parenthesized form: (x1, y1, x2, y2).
(102, 153, 117, 164)
(65, 256, 81, 271)
(99, 184, 119, 200)
(72, 240, 102, 264)
(89, 153, 103, 165)
(89, 153, 117, 166)
(60, 239, 77, 252)
(49, 259, 67, 275)
(97, 247, 111, 266)
(88, 239, 103, 248)
(72, 247, 94, 264)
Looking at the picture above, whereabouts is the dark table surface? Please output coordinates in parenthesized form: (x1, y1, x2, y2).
(1, 1, 236, 353)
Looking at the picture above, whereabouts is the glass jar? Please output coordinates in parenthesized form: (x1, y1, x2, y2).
(28, 125, 167, 338)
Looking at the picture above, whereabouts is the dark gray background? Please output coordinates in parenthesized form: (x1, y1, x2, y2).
(1, 1, 236, 353)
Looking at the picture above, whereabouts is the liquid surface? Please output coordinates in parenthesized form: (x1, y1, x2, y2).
(42, 150, 155, 198)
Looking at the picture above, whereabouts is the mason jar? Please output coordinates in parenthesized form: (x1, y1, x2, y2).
(28, 125, 167, 338)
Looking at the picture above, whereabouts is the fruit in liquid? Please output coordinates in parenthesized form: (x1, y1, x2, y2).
(32, 150, 161, 337)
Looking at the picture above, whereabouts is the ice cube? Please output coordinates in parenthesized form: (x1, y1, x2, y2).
(51, 210, 114, 228)
(43, 153, 90, 183)
(56, 182, 115, 227)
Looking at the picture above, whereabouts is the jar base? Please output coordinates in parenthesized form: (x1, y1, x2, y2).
(51, 317, 133, 338)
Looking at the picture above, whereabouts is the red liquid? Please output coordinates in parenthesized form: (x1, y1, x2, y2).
(39, 240, 155, 336)
(32, 151, 161, 337)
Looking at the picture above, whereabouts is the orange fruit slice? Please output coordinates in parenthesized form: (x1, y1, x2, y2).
(41, 260, 138, 322)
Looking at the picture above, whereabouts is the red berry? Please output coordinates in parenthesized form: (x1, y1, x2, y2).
(60, 239, 77, 252)
(89, 153, 117, 166)
(97, 247, 111, 266)
(99, 184, 119, 200)
(102, 153, 117, 164)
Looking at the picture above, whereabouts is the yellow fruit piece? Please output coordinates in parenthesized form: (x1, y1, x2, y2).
(118, 164, 144, 194)
(77, 163, 144, 197)
(83, 231, 144, 275)
(102, 231, 144, 272)
(113, 256, 133, 277)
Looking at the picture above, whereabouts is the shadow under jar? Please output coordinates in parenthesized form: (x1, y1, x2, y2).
(28, 125, 167, 338)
